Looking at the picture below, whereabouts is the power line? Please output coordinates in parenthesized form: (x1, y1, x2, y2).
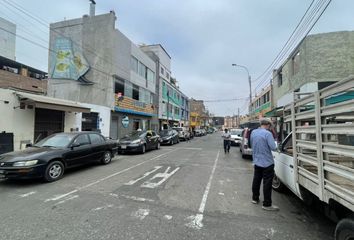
(253, 0, 332, 93)
(203, 97, 248, 103)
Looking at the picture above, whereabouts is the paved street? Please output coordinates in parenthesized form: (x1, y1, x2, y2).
(0, 133, 335, 240)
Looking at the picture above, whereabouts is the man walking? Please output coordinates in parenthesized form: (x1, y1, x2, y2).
(222, 128, 231, 153)
(250, 118, 278, 211)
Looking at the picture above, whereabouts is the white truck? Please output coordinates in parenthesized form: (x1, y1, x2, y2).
(272, 76, 354, 240)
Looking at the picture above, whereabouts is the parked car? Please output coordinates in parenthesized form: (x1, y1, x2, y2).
(0, 132, 118, 182)
(173, 127, 190, 140)
(240, 127, 255, 158)
(118, 130, 160, 154)
(159, 129, 179, 145)
(230, 129, 243, 146)
(200, 129, 207, 136)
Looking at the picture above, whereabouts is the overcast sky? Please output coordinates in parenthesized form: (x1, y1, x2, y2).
(1, 0, 353, 116)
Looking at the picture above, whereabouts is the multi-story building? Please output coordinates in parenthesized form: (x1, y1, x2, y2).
(140, 44, 183, 129)
(212, 116, 224, 129)
(47, 8, 157, 139)
(0, 19, 89, 152)
(0, 17, 16, 61)
(224, 116, 239, 129)
(272, 31, 354, 108)
(180, 93, 190, 128)
(190, 99, 208, 130)
(249, 85, 272, 120)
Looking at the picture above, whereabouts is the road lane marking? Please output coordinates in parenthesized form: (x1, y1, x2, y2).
(19, 191, 36, 198)
(164, 215, 173, 220)
(55, 195, 79, 205)
(132, 209, 150, 220)
(44, 149, 178, 203)
(185, 150, 220, 229)
(92, 204, 114, 211)
(124, 166, 163, 185)
(218, 192, 225, 196)
(121, 195, 154, 202)
(141, 166, 180, 189)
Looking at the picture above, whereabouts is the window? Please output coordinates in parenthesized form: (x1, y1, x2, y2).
(131, 56, 138, 73)
(124, 81, 133, 98)
(166, 72, 170, 79)
(132, 84, 139, 100)
(74, 134, 90, 146)
(278, 69, 283, 87)
(282, 135, 293, 156)
(138, 62, 146, 78)
(89, 134, 105, 144)
(161, 66, 164, 75)
(115, 78, 125, 95)
(292, 52, 300, 76)
(147, 68, 155, 86)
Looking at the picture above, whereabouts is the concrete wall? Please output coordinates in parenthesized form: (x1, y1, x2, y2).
(0, 17, 16, 60)
(48, 13, 116, 108)
(273, 31, 354, 106)
(0, 89, 34, 151)
(0, 89, 87, 151)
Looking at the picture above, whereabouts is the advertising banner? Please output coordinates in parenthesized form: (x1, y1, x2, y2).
(50, 37, 90, 80)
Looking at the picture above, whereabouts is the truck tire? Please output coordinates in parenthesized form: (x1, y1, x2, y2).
(272, 174, 286, 192)
(335, 218, 354, 240)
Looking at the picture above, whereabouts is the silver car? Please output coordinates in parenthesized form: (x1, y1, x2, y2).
(173, 127, 191, 140)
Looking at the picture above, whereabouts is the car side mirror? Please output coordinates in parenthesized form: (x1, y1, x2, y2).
(278, 143, 283, 152)
(71, 143, 81, 149)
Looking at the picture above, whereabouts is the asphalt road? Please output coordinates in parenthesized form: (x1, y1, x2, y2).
(0, 132, 335, 240)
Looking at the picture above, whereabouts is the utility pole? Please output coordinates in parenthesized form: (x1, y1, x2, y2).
(231, 64, 252, 114)
(237, 107, 240, 127)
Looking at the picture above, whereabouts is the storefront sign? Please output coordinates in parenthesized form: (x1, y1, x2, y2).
(122, 116, 129, 128)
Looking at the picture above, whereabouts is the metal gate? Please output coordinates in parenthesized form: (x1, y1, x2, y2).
(82, 112, 99, 132)
(0, 132, 14, 154)
(34, 108, 64, 143)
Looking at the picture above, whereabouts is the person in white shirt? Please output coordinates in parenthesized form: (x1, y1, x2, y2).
(222, 128, 231, 153)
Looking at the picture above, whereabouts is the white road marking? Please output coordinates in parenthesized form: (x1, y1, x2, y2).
(124, 166, 163, 185)
(44, 149, 177, 203)
(122, 195, 154, 202)
(132, 209, 150, 220)
(265, 228, 276, 239)
(141, 166, 180, 189)
(218, 192, 225, 196)
(55, 195, 79, 205)
(19, 191, 36, 198)
(92, 204, 114, 211)
(185, 150, 220, 229)
(109, 193, 119, 198)
(164, 215, 173, 220)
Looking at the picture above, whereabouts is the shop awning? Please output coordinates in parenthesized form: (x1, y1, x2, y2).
(265, 107, 283, 117)
(16, 92, 90, 113)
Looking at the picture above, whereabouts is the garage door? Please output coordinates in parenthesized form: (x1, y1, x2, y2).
(34, 108, 64, 143)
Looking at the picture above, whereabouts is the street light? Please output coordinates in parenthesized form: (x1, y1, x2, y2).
(232, 63, 252, 114)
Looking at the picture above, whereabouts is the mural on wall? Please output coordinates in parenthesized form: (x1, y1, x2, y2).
(50, 37, 89, 80)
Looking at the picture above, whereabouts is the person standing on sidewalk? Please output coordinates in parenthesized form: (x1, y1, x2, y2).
(250, 118, 278, 211)
(222, 128, 231, 153)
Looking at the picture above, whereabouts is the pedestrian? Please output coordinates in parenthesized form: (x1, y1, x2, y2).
(250, 118, 278, 211)
(222, 128, 231, 153)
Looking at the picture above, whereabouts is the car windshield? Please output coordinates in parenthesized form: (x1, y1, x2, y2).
(34, 134, 74, 148)
(231, 130, 242, 135)
(126, 131, 145, 139)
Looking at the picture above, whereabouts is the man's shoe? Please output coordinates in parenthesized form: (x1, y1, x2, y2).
(251, 200, 259, 204)
(262, 205, 279, 211)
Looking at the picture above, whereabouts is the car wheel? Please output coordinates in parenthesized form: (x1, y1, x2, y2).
(44, 161, 64, 182)
(335, 218, 354, 240)
(156, 142, 160, 150)
(141, 144, 146, 154)
(170, 140, 173, 145)
(272, 174, 286, 192)
(101, 151, 112, 165)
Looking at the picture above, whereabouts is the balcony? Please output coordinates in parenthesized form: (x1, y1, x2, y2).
(115, 94, 155, 117)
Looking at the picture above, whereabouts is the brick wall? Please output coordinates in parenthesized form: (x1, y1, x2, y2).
(0, 69, 47, 93)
